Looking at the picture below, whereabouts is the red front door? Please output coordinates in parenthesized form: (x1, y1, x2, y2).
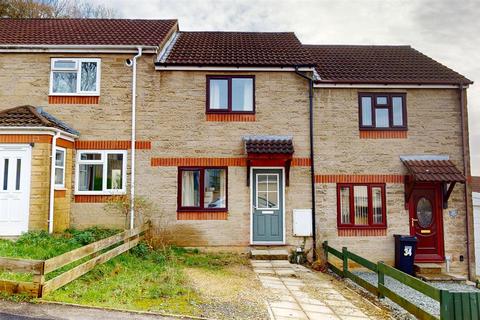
(409, 183, 445, 262)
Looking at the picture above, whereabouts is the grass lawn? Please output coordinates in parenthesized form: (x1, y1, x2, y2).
(0, 228, 119, 282)
(0, 230, 268, 319)
(43, 246, 268, 319)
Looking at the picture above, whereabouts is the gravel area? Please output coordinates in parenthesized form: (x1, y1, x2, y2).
(352, 271, 480, 318)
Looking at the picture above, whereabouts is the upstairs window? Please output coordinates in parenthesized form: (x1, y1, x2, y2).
(178, 167, 227, 211)
(337, 183, 386, 229)
(359, 93, 406, 129)
(50, 58, 101, 95)
(75, 150, 126, 195)
(207, 76, 254, 113)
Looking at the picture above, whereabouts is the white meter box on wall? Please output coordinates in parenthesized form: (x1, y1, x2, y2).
(293, 209, 313, 236)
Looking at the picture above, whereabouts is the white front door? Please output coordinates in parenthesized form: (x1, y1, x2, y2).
(0, 145, 31, 236)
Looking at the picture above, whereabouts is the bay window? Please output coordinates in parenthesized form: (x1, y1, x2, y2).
(50, 58, 101, 95)
(337, 183, 386, 229)
(75, 150, 126, 195)
(207, 76, 254, 113)
(359, 93, 406, 129)
(178, 167, 227, 211)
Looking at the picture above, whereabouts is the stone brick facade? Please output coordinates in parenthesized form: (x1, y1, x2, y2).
(0, 53, 473, 277)
(313, 88, 472, 275)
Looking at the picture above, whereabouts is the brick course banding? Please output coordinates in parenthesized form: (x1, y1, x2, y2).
(151, 157, 311, 167)
(49, 96, 99, 105)
(75, 140, 151, 150)
(177, 211, 228, 220)
(359, 130, 408, 139)
(315, 174, 404, 184)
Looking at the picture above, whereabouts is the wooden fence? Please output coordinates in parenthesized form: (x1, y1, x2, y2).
(323, 241, 480, 320)
(0, 222, 149, 298)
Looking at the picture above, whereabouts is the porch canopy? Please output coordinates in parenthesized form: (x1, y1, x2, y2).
(0, 105, 79, 136)
(244, 135, 294, 186)
(401, 155, 466, 208)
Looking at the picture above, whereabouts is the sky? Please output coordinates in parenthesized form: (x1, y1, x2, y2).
(94, 0, 479, 175)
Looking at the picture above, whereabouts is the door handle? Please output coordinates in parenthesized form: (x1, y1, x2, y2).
(411, 218, 418, 227)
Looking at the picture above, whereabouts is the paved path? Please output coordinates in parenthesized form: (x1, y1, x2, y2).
(252, 260, 374, 320)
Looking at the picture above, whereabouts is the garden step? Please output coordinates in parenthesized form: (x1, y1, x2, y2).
(250, 249, 289, 260)
(416, 272, 467, 282)
(414, 263, 443, 274)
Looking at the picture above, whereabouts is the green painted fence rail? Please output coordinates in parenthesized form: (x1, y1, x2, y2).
(322, 241, 480, 320)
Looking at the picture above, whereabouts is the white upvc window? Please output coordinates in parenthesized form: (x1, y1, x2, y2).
(54, 147, 66, 189)
(50, 58, 101, 96)
(75, 150, 127, 195)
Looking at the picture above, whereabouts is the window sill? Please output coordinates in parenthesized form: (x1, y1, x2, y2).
(74, 194, 126, 203)
(49, 95, 99, 105)
(337, 227, 387, 237)
(359, 130, 408, 139)
(177, 211, 228, 220)
(206, 113, 256, 122)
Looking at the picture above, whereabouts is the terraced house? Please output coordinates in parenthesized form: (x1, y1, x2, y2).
(0, 18, 475, 278)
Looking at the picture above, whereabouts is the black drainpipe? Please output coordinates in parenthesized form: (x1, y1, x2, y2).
(459, 84, 472, 280)
(294, 67, 317, 260)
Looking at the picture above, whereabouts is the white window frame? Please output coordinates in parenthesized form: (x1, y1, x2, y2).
(255, 173, 280, 210)
(49, 58, 101, 96)
(74, 150, 127, 195)
(54, 147, 66, 189)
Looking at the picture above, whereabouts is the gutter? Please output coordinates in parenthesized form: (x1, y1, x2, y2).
(0, 44, 158, 54)
(154, 65, 314, 72)
(294, 67, 317, 260)
(48, 132, 60, 233)
(0, 127, 78, 140)
(459, 84, 473, 280)
(129, 47, 143, 229)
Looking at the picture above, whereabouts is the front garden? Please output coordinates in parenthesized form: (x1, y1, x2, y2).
(0, 229, 269, 319)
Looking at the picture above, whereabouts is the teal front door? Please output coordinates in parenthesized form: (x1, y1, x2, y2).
(252, 169, 284, 243)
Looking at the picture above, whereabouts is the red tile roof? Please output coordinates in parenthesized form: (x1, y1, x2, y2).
(244, 136, 294, 154)
(402, 159, 466, 182)
(0, 106, 78, 135)
(158, 32, 314, 67)
(472, 176, 480, 193)
(0, 18, 177, 46)
(305, 45, 472, 85)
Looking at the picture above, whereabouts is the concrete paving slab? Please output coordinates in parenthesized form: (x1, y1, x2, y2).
(306, 312, 341, 320)
(339, 316, 370, 320)
(271, 307, 308, 319)
(255, 268, 275, 273)
(270, 301, 302, 310)
(334, 307, 368, 317)
(296, 298, 326, 306)
(276, 269, 297, 276)
(300, 304, 334, 313)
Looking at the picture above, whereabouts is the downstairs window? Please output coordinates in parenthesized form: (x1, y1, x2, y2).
(178, 167, 227, 211)
(75, 150, 126, 195)
(337, 183, 386, 229)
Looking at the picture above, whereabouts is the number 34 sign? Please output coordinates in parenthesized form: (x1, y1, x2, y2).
(404, 245, 413, 257)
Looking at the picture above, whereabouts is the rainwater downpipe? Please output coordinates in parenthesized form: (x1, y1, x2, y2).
(129, 47, 142, 229)
(294, 67, 317, 260)
(459, 84, 472, 280)
(48, 131, 60, 233)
